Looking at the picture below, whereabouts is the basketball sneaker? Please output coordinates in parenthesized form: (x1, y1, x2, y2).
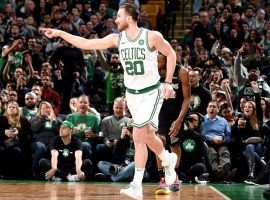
(120, 182, 143, 200)
(155, 178, 170, 195)
(169, 180, 180, 192)
(67, 173, 85, 182)
(51, 176, 62, 182)
(67, 173, 80, 182)
(162, 152, 177, 185)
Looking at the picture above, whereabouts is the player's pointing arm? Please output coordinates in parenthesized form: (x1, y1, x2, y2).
(40, 28, 118, 50)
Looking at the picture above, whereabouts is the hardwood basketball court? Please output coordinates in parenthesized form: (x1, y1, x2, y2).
(0, 181, 267, 200)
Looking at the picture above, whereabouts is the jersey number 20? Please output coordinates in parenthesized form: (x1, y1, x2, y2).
(125, 61, 145, 75)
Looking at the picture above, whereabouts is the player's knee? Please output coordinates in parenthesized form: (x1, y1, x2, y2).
(132, 127, 145, 144)
(144, 124, 156, 142)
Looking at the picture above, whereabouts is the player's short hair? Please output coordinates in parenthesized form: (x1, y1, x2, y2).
(119, 3, 140, 21)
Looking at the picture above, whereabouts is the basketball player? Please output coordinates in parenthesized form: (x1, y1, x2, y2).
(155, 53, 190, 194)
(41, 3, 177, 200)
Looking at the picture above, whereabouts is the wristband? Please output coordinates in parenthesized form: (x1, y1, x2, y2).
(164, 81, 172, 85)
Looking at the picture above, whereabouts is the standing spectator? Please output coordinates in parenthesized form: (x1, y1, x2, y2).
(243, 6, 255, 26)
(250, 8, 266, 36)
(189, 68, 212, 115)
(97, 50, 125, 114)
(49, 41, 85, 114)
(70, 7, 84, 35)
(192, 11, 216, 51)
(41, 75, 62, 115)
(39, 120, 93, 181)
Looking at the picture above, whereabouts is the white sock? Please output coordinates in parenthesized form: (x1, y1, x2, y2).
(132, 168, 145, 186)
(157, 149, 169, 162)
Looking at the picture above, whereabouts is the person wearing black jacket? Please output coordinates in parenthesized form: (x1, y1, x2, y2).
(96, 123, 153, 182)
(0, 101, 33, 178)
(179, 112, 209, 183)
(49, 40, 86, 114)
(30, 101, 61, 178)
(97, 123, 136, 182)
(231, 81, 264, 180)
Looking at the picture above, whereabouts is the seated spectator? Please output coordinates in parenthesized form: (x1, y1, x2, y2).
(0, 101, 32, 179)
(39, 121, 93, 181)
(30, 101, 61, 178)
(179, 112, 209, 183)
(219, 102, 235, 130)
(19, 92, 38, 121)
(202, 100, 233, 182)
(0, 90, 9, 114)
(96, 97, 130, 163)
(261, 98, 270, 161)
(69, 97, 78, 113)
(231, 81, 265, 181)
(97, 121, 137, 181)
(67, 94, 100, 160)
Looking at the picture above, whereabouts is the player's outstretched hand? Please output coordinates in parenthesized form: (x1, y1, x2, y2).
(40, 28, 62, 38)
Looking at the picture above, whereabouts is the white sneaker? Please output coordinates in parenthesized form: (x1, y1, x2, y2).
(120, 182, 143, 200)
(67, 173, 80, 182)
(51, 176, 62, 182)
(162, 152, 177, 185)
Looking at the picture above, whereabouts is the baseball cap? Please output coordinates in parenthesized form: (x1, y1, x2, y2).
(25, 91, 37, 99)
(61, 120, 74, 129)
(221, 47, 233, 55)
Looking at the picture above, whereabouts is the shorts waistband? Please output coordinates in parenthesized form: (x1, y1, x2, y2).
(126, 82, 161, 94)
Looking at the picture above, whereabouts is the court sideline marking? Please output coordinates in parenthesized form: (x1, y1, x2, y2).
(209, 185, 231, 200)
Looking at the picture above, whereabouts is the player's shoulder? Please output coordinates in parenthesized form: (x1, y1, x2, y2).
(147, 30, 163, 39)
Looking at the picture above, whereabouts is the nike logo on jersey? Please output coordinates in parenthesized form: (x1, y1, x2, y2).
(121, 41, 128, 44)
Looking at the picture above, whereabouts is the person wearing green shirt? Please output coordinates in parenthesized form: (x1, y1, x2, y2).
(67, 94, 100, 160)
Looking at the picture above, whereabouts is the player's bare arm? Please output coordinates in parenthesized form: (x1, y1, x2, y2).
(40, 28, 119, 50)
(169, 67, 191, 137)
(148, 31, 176, 83)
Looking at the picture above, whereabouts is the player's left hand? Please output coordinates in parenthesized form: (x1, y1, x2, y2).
(162, 83, 175, 99)
(169, 120, 182, 137)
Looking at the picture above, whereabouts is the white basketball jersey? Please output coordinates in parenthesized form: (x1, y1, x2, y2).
(118, 28, 160, 90)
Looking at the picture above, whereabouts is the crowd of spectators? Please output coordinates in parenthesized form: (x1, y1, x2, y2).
(0, 0, 269, 185)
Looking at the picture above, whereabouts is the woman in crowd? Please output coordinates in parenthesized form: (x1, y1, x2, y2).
(0, 101, 32, 178)
(30, 101, 61, 178)
(231, 82, 264, 180)
(260, 98, 270, 161)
